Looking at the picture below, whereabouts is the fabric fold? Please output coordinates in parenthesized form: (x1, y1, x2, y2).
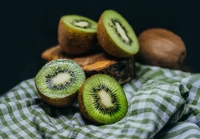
(0, 63, 200, 139)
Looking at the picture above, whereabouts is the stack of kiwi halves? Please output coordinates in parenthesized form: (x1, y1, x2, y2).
(58, 10, 139, 58)
(35, 9, 139, 125)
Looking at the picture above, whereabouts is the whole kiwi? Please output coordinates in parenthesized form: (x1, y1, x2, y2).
(136, 28, 186, 69)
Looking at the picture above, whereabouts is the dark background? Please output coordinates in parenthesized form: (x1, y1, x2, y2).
(1, 1, 200, 94)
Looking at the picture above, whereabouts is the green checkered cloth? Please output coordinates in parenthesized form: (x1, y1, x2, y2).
(1, 63, 200, 139)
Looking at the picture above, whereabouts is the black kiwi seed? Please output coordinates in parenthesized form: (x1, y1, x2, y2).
(78, 74, 128, 124)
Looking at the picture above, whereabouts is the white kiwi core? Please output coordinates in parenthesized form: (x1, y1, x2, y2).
(115, 22, 130, 44)
(98, 90, 114, 107)
(73, 21, 89, 28)
(51, 73, 71, 85)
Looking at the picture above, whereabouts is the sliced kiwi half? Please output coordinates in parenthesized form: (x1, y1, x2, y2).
(35, 59, 85, 107)
(78, 74, 128, 124)
(58, 15, 97, 55)
(97, 10, 139, 58)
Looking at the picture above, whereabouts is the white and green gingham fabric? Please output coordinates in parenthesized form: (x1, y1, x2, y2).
(0, 63, 200, 139)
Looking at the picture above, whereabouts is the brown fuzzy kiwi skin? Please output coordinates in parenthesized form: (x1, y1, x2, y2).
(136, 28, 186, 69)
(35, 81, 77, 107)
(78, 81, 101, 124)
(58, 19, 97, 55)
(97, 15, 133, 58)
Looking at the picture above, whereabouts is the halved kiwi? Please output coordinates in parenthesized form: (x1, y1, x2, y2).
(58, 15, 97, 55)
(35, 59, 85, 107)
(78, 74, 128, 124)
(97, 10, 139, 58)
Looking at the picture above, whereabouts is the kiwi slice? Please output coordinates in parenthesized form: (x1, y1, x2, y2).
(35, 59, 85, 107)
(78, 74, 128, 124)
(58, 15, 97, 55)
(97, 10, 139, 58)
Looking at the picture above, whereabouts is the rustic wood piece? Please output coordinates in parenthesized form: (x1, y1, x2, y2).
(41, 45, 136, 84)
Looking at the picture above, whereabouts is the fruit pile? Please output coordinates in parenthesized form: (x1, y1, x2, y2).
(35, 9, 139, 125)
(57, 10, 139, 57)
(35, 9, 187, 125)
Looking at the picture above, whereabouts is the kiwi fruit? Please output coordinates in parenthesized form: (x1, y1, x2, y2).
(97, 10, 139, 58)
(35, 59, 85, 107)
(78, 74, 128, 124)
(58, 15, 97, 55)
(136, 28, 186, 69)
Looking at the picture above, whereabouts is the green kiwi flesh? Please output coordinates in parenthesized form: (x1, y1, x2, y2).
(35, 59, 85, 107)
(78, 74, 128, 124)
(61, 15, 97, 32)
(97, 10, 139, 58)
(58, 15, 97, 55)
